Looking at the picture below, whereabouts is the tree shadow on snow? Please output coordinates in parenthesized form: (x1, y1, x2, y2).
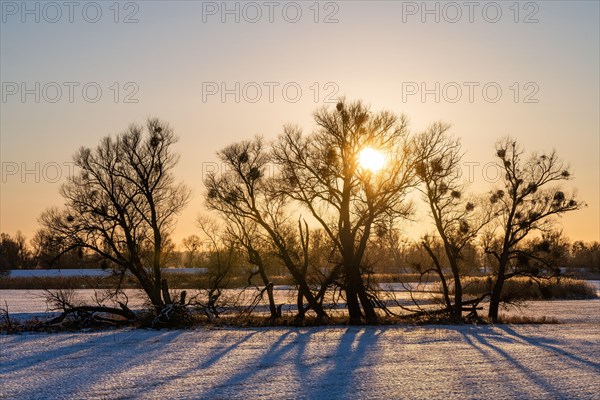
(196, 326, 382, 399)
(198, 329, 301, 398)
(455, 326, 574, 398)
(9, 329, 186, 399)
(299, 326, 383, 400)
(496, 325, 600, 371)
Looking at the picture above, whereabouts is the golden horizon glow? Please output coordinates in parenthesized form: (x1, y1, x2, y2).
(0, 2, 598, 244)
(358, 147, 386, 173)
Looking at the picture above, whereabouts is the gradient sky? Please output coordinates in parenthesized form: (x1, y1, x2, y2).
(1, 1, 599, 246)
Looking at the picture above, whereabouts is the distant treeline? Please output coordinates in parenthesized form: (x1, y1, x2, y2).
(1, 230, 598, 277)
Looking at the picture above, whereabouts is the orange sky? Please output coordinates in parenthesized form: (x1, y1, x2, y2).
(1, 1, 598, 245)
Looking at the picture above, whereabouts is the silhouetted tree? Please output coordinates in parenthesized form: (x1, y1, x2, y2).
(273, 99, 417, 323)
(485, 138, 583, 322)
(40, 119, 190, 312)
(520, 230, 571, 277)
(569, 241, 600, 274)
(0, 232, 31, 272)
(414, 124, 491, 321)
(31, 227, 88, 268)
(205, 138, 328, 320)
(195, 217, 237, 320)
(182, 234, 202, 268)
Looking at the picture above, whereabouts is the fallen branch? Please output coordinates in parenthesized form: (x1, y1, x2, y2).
(42, 302, 135, 326)
(398, 293, 490, 320)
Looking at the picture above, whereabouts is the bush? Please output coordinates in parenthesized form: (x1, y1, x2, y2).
(450, 276, 597, 301)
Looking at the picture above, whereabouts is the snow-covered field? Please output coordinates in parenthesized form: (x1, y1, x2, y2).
(1, 296, 599, 399)
(1, 315, 599, 399)
(0, 286, 439, 322)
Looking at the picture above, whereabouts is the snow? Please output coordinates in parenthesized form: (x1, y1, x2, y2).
(0, 287, 436, 322)
(1, 321, 599, 399)
(2, 281, 598, 322)
(1, 283, 599, 399)
(1, 299, 599, 399)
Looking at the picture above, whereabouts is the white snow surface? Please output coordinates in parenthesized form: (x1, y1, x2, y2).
(1, 299, 600, 399)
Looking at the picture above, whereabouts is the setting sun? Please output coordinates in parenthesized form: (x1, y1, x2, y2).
(358, 147, 386, 172)
(0, 2, 598, 399)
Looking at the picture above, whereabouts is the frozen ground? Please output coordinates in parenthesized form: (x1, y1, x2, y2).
(1, 299, 599, 399)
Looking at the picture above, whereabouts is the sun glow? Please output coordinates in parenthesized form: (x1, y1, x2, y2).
(358, 147, 386, 172)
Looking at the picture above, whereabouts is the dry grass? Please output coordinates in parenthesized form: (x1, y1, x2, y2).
(453, 276, 597, 301)
(373, 273, 440, 284)
(0, 272, 431, 290)
(0, 272, 299, 290)
(497, 314, 560, 324)
(0, 275, 123, 290)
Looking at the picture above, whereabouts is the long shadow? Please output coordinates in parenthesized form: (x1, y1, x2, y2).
(0, 332, 105, 374)
(453, 327, 525, 399)
(7, 329, 186, 400)
(197, 329, 259, 369)
(497, 325, 600, 371)
(74, 329, 188, 398)
(199, 328, 304, 398)
(76, 329, 187, 396)
(301, 326, 382, 400)
(131, 328, 264, 397)
(196, 326, 380, 400)
(456, 327, 570, 398)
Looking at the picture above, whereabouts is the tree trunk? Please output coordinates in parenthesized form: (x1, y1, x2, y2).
(260, 221, 328, 320)
(448, 257, 462, 322)
(266, 283, 278, 319)
(488, 274, 504, 323)
(148, 286, 164, 312)
(489, 253, 509, 323)
(161, 279, 172, 305)
(356, 282, 377, 323)
(297, 287, 305, 319)
(452, 273, 462, 322)
(345, 264, 377, 324)
(423, 242, 453, 313)
(295, 278, 327, 319)
(257, 268, 278, 320)
(345, 262, 362, 323)
(246, 247, 278, 320)
(131, 267, 163, 311)
(346, 288, 363, 324)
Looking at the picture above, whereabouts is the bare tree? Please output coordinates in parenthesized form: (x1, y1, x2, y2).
(40, 119, 191, 313)
(182, 234, 202, 268)
(273, 99, 417, 323)
(485, 138, 583, 322)
(205, 138, 328, 321)
(31, 227, 87, 268)
(414, 123, 491, 321)
(195, 217, 237, 321)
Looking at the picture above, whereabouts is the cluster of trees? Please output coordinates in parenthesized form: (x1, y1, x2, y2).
(5, 99, 592, 324)
(0, 232, 31, 271)
(0, 231, 91, 271)
(5, 227, 595, 279)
